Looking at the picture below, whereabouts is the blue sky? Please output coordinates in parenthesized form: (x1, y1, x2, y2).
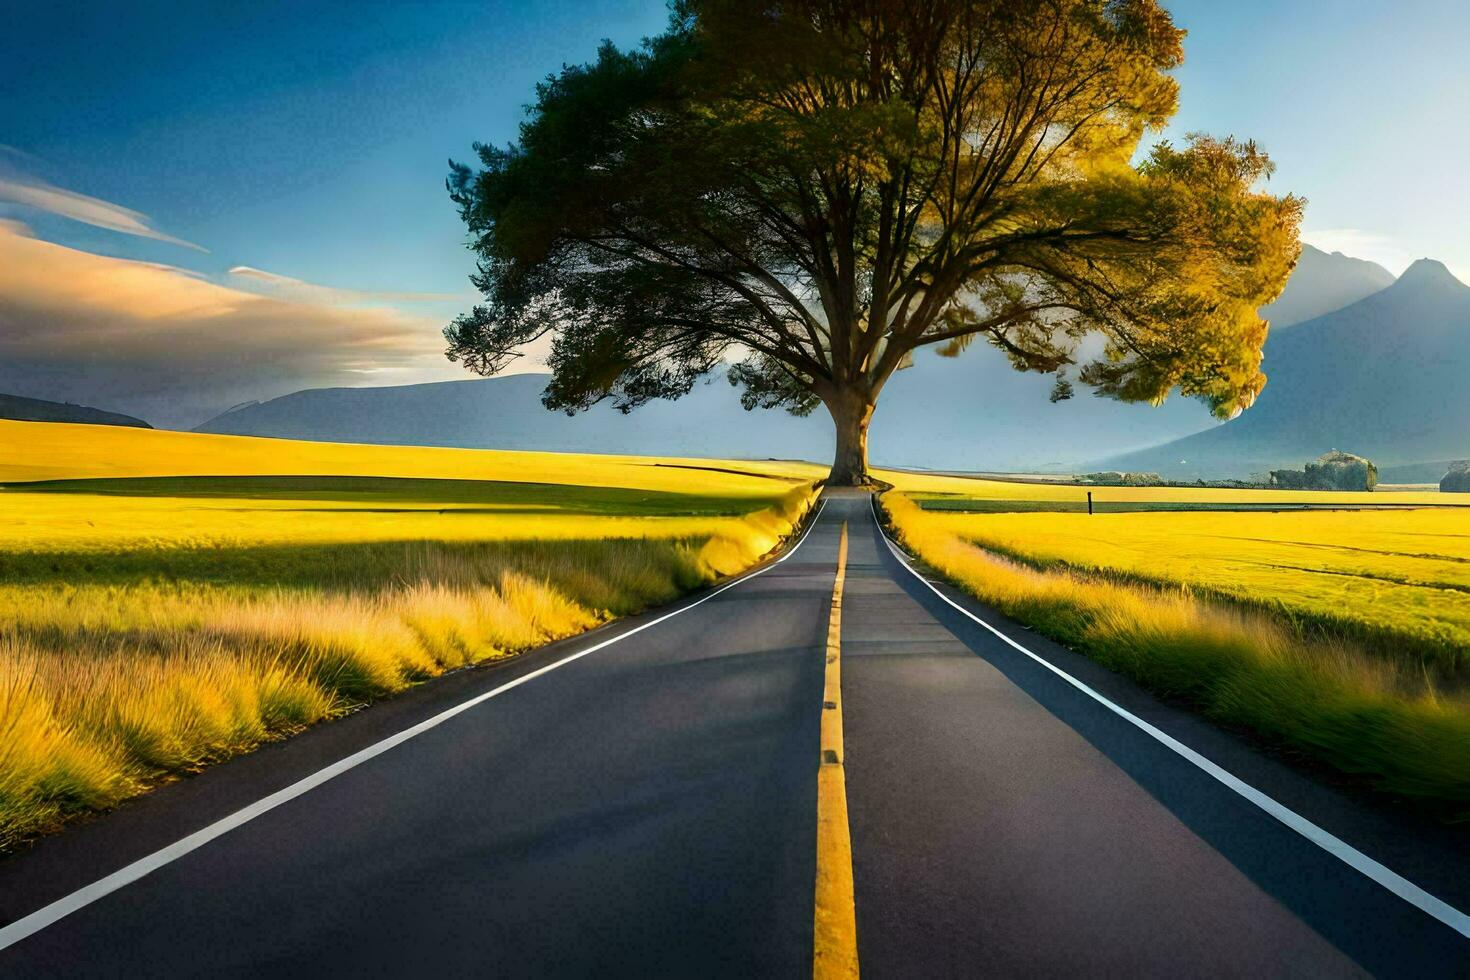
(1161, 0, 1470, 277)
(1, 0, 1466, 425)
(2, 1, 667, 319)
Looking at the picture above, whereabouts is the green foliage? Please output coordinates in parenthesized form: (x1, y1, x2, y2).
(1079, 471, 1163, 486)
(447, 0, 1303, 481)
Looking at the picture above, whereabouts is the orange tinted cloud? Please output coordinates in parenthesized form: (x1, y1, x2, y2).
(0, 220, 462, 427)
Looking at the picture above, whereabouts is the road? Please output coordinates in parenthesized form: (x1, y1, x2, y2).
(1, 491, 1467, 976)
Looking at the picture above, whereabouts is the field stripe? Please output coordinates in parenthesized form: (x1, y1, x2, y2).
(814, 522, 858, 979)
(0, 499, 829, 954)
(870, 495, 1470, 940)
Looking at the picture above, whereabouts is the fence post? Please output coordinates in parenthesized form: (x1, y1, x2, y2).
(1087, 491, 1093, 515)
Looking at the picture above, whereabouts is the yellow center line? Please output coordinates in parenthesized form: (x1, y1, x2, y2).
(814, 521, 858, 979)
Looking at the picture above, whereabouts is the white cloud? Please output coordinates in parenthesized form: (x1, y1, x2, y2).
(0, 174, 206, 252)
(1300, 228, 1413, 276)
(227, 265, 459, 305)
(0, 220, 464, 427)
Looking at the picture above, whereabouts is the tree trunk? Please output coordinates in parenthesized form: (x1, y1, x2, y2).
(826, 391, 875, 486)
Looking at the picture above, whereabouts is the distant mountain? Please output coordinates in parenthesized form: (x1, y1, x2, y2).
(0, 393, 151, 428)
(1098, 259, 1470, 479)
(198, 373, 827, 460)
(195, 360, 1223, 470)
(1379, 460, 1462, 485)
(1261, 244, 1395, 328)
(195, 246, 1402, 470)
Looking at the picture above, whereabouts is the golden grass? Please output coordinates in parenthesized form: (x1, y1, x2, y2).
(0, 422, 818, 849)
(0, 486, 810, 555)
(0, 419, 825, 489)
(885, 487, 1470, 672)
(880, 492, 1470, 814)
(878, 468, 1458, 507)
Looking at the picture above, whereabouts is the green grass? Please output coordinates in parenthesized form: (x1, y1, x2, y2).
(10, 474, 776, 514)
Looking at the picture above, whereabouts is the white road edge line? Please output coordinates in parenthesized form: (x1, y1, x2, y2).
(0, 498, 830, 953)
(870, 495, 1470, 940)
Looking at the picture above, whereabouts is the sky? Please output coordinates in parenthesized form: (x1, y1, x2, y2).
(1, 0, 1466, 427)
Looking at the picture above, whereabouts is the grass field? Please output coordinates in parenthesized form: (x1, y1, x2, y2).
(882, 468, 1459, 508)
(883, 471, 1470, 670)
(0, 421, 818, 850)
(878, 476, 1470, 815)
(909, 508, 1470, 670)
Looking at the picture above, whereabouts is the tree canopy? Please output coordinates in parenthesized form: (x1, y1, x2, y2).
(446, 0, 1303, 483)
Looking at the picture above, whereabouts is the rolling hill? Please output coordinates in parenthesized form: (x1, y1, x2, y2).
(194, 363, 1223, 471)
(0, 393, 151, 428)
(1100, 258, 1470, 479)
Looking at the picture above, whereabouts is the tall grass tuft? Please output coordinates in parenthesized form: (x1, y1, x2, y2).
(0, 483, 816, 850)
(880, 491, 1470, 817)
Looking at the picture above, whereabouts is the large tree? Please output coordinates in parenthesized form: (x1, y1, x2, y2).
(446, 0, 1302, 485)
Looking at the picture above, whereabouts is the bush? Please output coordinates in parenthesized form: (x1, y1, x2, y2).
(1081, 471, 1163, 486)
(1272, 450, 1377, 491)
(1307, 450, 1377, 490)
(1441, 461, 1470, 493)
(1269, 468, 1308, 489)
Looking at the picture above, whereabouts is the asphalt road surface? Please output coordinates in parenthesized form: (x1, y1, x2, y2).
(1, 492, 1467, 977)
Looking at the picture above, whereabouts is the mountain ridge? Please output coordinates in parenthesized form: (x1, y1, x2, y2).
(0, 393, 152, 429)
(1097, 259, 1470, 478)
(1260, 244, 1395, 328)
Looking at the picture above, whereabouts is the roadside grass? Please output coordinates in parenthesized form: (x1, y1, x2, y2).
(881, 470, 1470, 674)
(894, 502, 1470, 677)
(0, 422, 818, 850)
(913, 497, 1461, 514)
(878, 468, 1460, 508)
(879, 491, 1470, 816)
